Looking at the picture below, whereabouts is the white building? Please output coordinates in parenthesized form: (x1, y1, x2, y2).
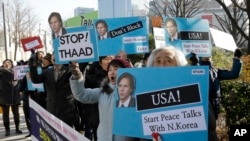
(98, 0, 132, 18)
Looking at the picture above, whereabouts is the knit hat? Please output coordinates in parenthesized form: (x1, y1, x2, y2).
(43, 53, 52, 63)
(107, 58, 132, 71)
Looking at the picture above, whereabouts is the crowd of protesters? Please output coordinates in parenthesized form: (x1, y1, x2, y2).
(0, 11, 243, 141)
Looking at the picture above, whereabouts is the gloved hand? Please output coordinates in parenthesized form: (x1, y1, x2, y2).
(189, 52, 199, 66)
(69, 61, 82, 80)
(152, 132, 162, 141)
(234, 48, 242, 58)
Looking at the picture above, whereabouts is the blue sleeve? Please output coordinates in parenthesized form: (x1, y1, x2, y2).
(218, 58, 242, 80)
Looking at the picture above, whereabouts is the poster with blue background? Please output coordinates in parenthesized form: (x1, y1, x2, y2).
(164, 17, 211, 57)
(94, 16, 149, 56)
(53, 26, 98, 64)
(26, 67, 44, 92)
(113, 66, 209, 141)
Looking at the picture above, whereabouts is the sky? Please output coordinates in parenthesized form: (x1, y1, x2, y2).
(25, 0, 148, 32)
(27, 0, 98, 30)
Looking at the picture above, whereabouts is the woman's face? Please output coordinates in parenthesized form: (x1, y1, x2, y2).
(153, 49, 177, 67)
(42, 58, 51, 67)
(3, 60, 12, 69)
(108, 65, 119, 85)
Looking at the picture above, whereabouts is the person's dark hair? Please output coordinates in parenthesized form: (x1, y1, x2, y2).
(48, 12, 63, 26)
(143, 52, 151, 61)
(102, 59, 132, 94)
(165, 18, 177, 27)
(117, 72, 136, 95)
(95, 19, 108, 29)
(3, 59, 13, 68)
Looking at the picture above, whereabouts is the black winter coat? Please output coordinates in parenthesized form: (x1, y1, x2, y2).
(29, 65, 78, 126)
(0, 67, 21, 105)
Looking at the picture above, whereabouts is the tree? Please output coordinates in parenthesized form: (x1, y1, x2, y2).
(148, 0, 204, 19)
(5, 0, 38, 60)
(214, 0, 250, 54)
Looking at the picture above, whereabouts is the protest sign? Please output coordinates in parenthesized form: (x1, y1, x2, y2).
(163, 17, 211, 57)
(94, 16, 149, 56)
(209, 27, 237, 52)
(53, 26, 98, 64)
(113, 66, 209, 141)
(29, 98, 89, 141)
(153, 27, 166, 48)
(26, 67, 44, 92)
(13, 65, 29, 80)
(21, 36, 43, 51)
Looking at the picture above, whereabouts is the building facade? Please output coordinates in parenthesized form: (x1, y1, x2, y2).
(98, 0, 132, 18)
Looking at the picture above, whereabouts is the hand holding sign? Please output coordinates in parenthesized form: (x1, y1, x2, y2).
(69, 61, 82, 80)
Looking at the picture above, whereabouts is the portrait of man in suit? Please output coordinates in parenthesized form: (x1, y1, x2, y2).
(165, 18, 180, 42)
(48, 12, 67, 39)
(116, 72, 136, 108)
(95, 19, 111, 40)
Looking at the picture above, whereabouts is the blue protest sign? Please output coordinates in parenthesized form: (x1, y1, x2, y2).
(53, 26, 98, 64)
(94, 16, 149, 56)
(26, 67, 45, 92)
(164, 17, 211, 57)
(113, 66, 209, 141)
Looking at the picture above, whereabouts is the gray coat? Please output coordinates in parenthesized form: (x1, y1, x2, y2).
(70, 76, 115, 141)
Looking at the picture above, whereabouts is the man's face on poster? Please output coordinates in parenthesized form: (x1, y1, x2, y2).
(49, 16, 61, 34)
(96, 23, 107, 37)
(166, 21, 177, 38)
(118, 77, 133, 101)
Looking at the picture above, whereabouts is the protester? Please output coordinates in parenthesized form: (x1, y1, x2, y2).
(70, 59, 132, 141)
(28, 52, 79, 129)
(83, 55, 114, 140)
(116, 51, 134, 67)
(0, 59, 22, 136)
(19, 61, 34, 137)
(36, 51, 44, 65)
(190, 49, 242, 119)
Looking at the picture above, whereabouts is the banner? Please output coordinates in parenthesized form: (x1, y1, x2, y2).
(113, 66, 209, 141)
(53, 26, 98, 64)
(29, 98, 89, 141)
(94, 16, 149, 56)
(163, 17, 211, 57)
